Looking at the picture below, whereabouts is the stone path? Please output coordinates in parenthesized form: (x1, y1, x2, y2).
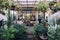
(27, 27, 34, 33)
(27, 27, 38, 40)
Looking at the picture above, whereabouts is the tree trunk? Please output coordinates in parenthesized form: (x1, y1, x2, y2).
(43, 12, 45, 26)
(43, 12, 45, 19)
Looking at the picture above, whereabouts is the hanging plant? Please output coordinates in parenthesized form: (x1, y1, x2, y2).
(55, 2, 60, 11)
(49, 1, 56, 8)
(50, 2, 60, 13)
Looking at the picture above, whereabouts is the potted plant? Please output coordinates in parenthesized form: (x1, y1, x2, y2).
(14, 24, 28, 40)
(34, 24, 48, 40)
(0, 26, 18, 40)
(48, 25, 60, 40)
(37, 2, 49, 19)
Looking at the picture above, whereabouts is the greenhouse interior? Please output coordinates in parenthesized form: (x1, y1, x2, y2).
(0, 0, 60, 40)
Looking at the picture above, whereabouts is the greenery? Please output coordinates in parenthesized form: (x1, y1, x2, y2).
(48, 26, 56, 40)
(0, 0, 60, 40)
(0, 0, 28, 40)
(0, 0, 19, 40)
(48, 25, 60, 40)
(7, 10, 12, 27)
(0, 24, 28, 40)
(37, 2, 49, 19)
(30, 15, 36, 21)
(0, 26, 18, 40)
(49, 1, 56, 7)
(33, 17, 47, 36)
(33, 24, 47, 40)
(37, 2, 49, 12)
(54, 2, 60, 11)
(50, 2, 60, 13)
(57, 19, 60, 25)
(0, 0, 9, 9)
(49, 1, 56, 13)
(14, 24, 28, 40)
(36, 24, 47, 36)
(0, 0, 9, 15)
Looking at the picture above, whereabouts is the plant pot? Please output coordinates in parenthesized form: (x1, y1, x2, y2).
(39, 34, 48, 40)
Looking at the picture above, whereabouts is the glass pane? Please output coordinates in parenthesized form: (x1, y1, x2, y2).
(28, 0, 36, 1)
(13, 0, 40, 7)
(19, 2, 27, 4)
(13, 0, 17, 1)
(18, 0, 26, 1)
(46, 0, 53, 1)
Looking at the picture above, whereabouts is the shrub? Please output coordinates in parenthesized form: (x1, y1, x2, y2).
(37, 2, 49, 19)
(48, 25, 60, 40)
(37, 2, 49, 12)
(0, 26, 18, 40)
(14, 24, 28, 40)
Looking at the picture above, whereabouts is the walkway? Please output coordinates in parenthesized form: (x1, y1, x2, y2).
(27, 27, 38, 40)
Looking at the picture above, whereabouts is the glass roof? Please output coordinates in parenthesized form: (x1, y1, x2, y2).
(13, 0, 41, 7)
(13, 0, 54, 7)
